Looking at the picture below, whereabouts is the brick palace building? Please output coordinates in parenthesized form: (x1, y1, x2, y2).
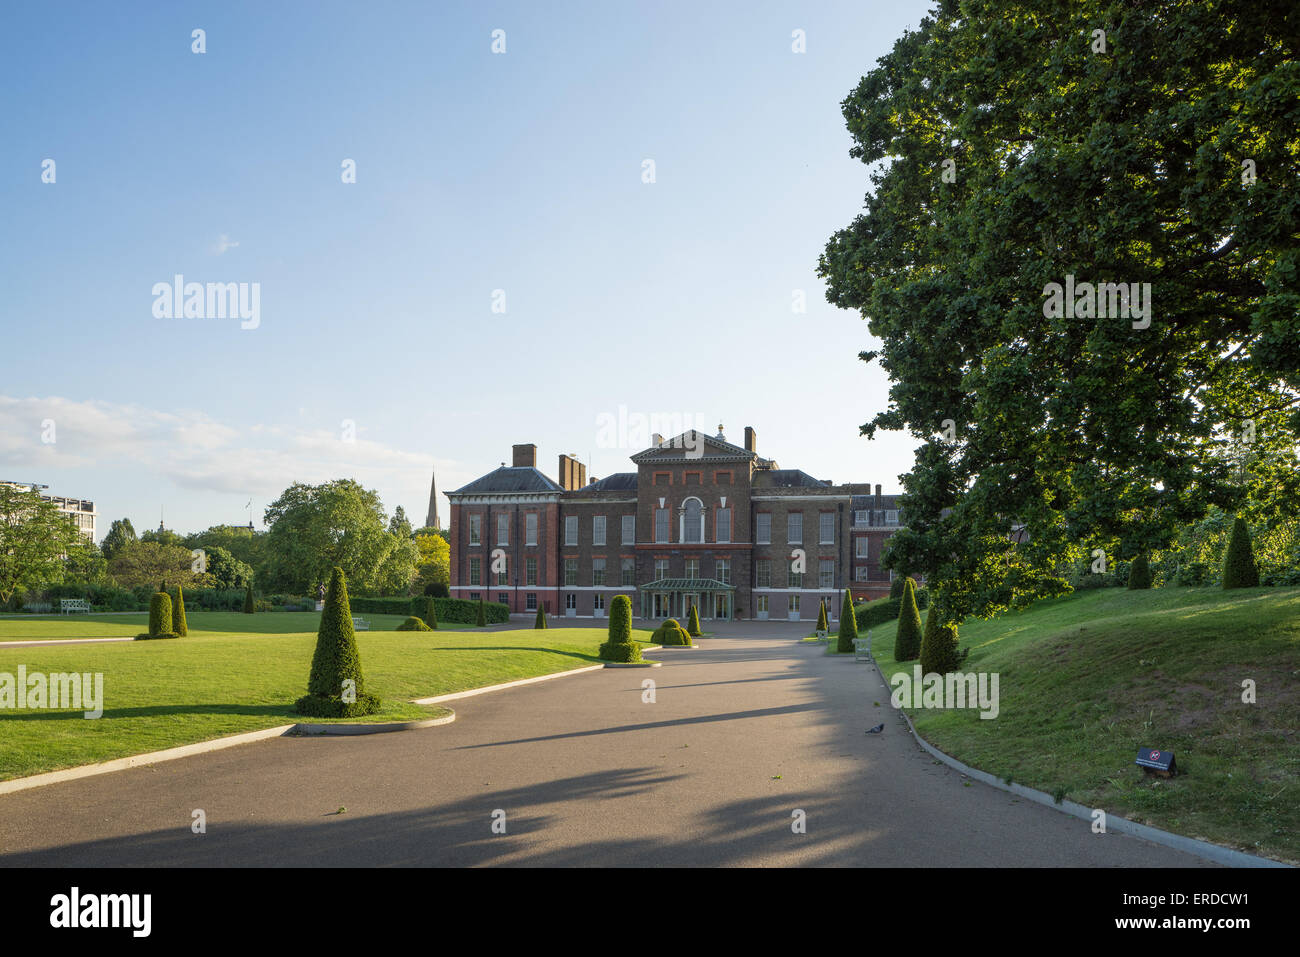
(446, 426, 909, 621)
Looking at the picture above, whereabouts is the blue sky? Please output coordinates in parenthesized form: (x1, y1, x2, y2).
(0, 0, 934, 538)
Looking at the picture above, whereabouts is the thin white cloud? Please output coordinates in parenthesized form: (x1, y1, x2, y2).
(212, 234, 240, 255)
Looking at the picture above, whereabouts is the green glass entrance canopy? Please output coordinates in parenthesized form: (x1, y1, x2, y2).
(642, 578, 735, 591)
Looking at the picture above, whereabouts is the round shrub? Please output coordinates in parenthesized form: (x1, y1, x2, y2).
(396, 616, 431, 632)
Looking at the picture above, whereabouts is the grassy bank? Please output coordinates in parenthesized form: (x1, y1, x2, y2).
(867, 586, 1300, 863)
(0, 614, 652, 781)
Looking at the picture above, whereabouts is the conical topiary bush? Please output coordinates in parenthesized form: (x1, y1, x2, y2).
(836, 590, 858, 653)
(1127, 553, 1153, 589)
(919, 604, 965, 675)
(243, 582, 255, 614)
(1222, 517, 1260, 589)
(296, 567, 381, 717)
(172, 585, 188, 636)
(686, 604, 702, 637)
(816, 599, 828, 634)
(894, 578, 923, 661)
(476, 596, 487, 627)
(534, 606, 546, 629)
(422, 594, 439, 629)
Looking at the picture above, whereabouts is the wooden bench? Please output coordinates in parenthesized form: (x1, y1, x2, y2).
(60, 598, 92, 615)
(352, 617, 370, 631)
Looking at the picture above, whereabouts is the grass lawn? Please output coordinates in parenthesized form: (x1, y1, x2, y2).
(864, 586, 1300, 863)
(0, 613, 653, 782)
(0, 611, 475, 641)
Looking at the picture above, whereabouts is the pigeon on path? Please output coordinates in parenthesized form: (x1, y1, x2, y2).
(865, 723, 884, 734)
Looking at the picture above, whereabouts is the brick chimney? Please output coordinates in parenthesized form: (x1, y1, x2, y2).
(875, 484, 882, 508)
(744, 426, 757, 453)
(559, 454, 584, 490)
(513, 444, 537, 468)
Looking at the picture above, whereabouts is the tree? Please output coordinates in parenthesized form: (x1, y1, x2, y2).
(819, 1, 1299, 620)
(414, 532, 451, 592)
(263, 480, 406, 593)
(599, 595, 641, 662)
(202, 545, 254, 589)
(1222, 517, 1261, 589)
(140, 527, 185, 548)
(836, 590, 858, 653)
(243, 582, 255, 613)
(184, 525, 268, 582)
(894, 578, 923, 661)
(100, 518, 137, 561)
(388, 506, 413, 538)
(108, 541, 206, 590)
(296, 567, 381, 716)
(172, 585, 189, 636)
(816, 599, 829, 633)
(0, 485, 83, 605)
(64, 536, 108, 585)
(534, 605, 546, 629)
(686, 603, 702, 637)
(1127, 554, 1153, 590)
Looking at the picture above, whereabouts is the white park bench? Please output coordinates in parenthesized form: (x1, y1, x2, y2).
(853, 634, 873, 662)
(60, 598, 92, 615)
(352, 617, 370, 631)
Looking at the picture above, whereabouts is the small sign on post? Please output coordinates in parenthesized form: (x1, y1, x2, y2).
(1136, 747, 1177, 778)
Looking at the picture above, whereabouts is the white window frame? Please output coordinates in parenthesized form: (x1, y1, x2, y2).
(856, 537, 869, 559)
(469, 514, 481, 545)
(592, 558, 606, 586)
(593, 515, 606, 546)
(655, 508, 669, 544)
(819, 560, 834, 589)
(564, 558, 578, 586)
(497, 513, 509, 546)
(469, 556, 482, 586)
(716, 558, 731, 585)
(819, 512, 834, 544)
(787, 512, 802, 545)
(526, 513, 538, 546)
(716, 507, 731, 544)
(622, 514, 635, 545)
(756, 513, 771, 545)
(565, 515, 578, 546)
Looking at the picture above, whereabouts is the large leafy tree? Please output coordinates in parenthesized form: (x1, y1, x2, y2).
(263, 479, 411, 593)
(100, 518, 138, 560)
(108, 540, 208, 589)
(184, 525, 269, 582)
(414, 530, 450, 591)
(820, 0, 1299, 619)
(0, 485, 83, 604)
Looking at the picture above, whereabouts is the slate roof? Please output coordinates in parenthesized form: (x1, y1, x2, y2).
(450, 466, 563, 495)
(754, 469, 830, 488)
(582, 472, 638, 492)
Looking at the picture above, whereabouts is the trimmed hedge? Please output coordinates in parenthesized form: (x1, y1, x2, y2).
(686, 604, 702, 637)
(919, 606, 967, 675)
(608, 595, 631, 641)
(347, 595, 510, 624)
(854, 585, 930, 629)
(598, 639, 643, 662)
(396, 616, 432, 632)
(476, 597, 487, 627)
(652, 618, 692, 646)
(137, 591, 178, 640)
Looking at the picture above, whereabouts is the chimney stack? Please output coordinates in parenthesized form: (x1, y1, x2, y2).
(512, 444, 537, 468)
(558, 454, 586, 490)
(744, 426, 757, 453)
(875, 484, 882, 508)
(651, 433, 664, 447)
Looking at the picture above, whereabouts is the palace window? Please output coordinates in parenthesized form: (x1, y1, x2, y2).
(565, 516, 578, 545)
(716, 507, 731, 543)
(655, 508, 669, 543)
(682, 497, 704, 543)
(819, 560, 834, 589)
(469, 515, 481, 545)
(622, 515, 635, 544)
(621, 558, 635, 586)
(526, 513, 538, 545)
(756, 513, 771, 544)
(755, 560, 771, 588)
(564, 559, 578, 586)
(592, 558, 606, 586)
(469, 557, 482, 586)
(654, 558, 669, 580)
(856, 537, 869, 558)
(819, 512, 834, 544)
(716, 559, 731, 584)
(497, 514, 509, 546)
(787, 512, 803, 545)
(685, 558, 700, 580)
(593, 515, 606, 546)
(526, 557, 537, 586)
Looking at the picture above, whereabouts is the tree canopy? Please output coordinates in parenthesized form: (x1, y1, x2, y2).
(820, 0, 1299, 619)
(0, 485, 84, 603)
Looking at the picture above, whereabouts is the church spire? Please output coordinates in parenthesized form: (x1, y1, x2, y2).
(424, 465, 440, 530)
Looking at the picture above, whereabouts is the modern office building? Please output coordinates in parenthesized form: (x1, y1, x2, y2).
(445, 427, 908, 620)
(0, 480, 97, 541)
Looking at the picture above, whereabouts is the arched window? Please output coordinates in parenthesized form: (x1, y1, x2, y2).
(681, 497, 704, 544)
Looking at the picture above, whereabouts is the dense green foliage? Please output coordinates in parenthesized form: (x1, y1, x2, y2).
(816, 599, 828, 632)
(243, 582, 254, 614)
(919, 606, 967, 675)
(820, 0, 1300, 619)
(297, 567, 380, 717)
(422, 594, 438, 629)
(535, 606, 547, 629)
(395, 616, 432, 632)
(1127, 554, 1153, 590)
(686, 604, 702, 637)
(894, 578, 923, 661)
(652, 618, 692, 646)
(608, 595, 631, 642)
(854, 585, 931, 629)
(346, 595, 509, 624)
(836, 590, 858, 653)
(263, 479, 418, 594)
(1222, 517, 1261, 589)
(475, 597, 487, 627)
(172, 585, 188, 636)
(136, 591, 178, 640)
(0, 485, 88, 605)
(99, 518, 138, 561)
